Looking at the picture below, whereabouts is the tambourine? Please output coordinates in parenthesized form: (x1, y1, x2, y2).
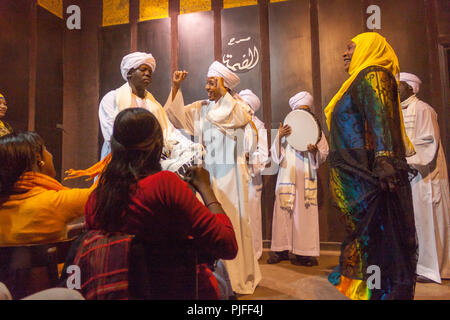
(283, 109, 322, 152)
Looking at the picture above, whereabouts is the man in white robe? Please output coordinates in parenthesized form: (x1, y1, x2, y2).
(268, 92, 328, 266)
(239, 89, 269, 260)
(399, 72, 450, 283)
(165, 61, 262, 295)
(98, 52, 201, 173)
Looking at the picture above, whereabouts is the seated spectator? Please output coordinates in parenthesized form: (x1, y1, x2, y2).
(83, 108, 238, 299)
(0, 132, 95, 245)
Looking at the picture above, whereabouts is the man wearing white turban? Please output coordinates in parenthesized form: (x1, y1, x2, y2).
(239, 89, 269, 260)
(399, 72, 422, 95)
(98, 52, 202, 174)
(399, 72, 450, 283)
(268, 91, 329, 267)
(164, 61, 261, 295)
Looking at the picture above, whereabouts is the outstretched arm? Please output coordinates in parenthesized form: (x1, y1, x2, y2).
(171, 70, 188, 101)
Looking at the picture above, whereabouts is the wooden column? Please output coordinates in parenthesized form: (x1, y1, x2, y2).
(130, 0, 139, 51)
(425, 0, 447, 162)
(310, 0, 322, 117)
(169, 0, 180, 74)
(258, 0, 271, 137)
(212, 0, 223, 61)
(28, 0, 37, 131)
(258, 0, 274, 244)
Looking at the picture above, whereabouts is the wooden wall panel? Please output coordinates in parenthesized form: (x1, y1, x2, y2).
(378, 0, 450, 171)
(317, 0, 365, 242)
(138, 18, 172, 104)
(178, 11, 214, 104)
(263, 0, 312, 243)
(35, 6, 63, 180)
(99, 25, 132, 100)
(269, 0, 312, 128)
(99, 24, 131, 154)
(62, 0, 101, 187)
(318, 0, 364, 128)
(436, 0, 450, 38)
(378, 0, 432, 105)
(0, 0, 30, 132)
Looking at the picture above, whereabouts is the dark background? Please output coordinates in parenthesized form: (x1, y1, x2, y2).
(0, 0, 448, 245)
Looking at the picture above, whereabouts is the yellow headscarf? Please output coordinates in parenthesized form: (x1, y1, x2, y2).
(0, 93, 4, 99)
(324, 32, 414, 157)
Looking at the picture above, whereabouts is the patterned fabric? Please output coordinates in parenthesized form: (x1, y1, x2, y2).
(328, 66, 418, 300)
(0, 120, 12, 138)
(72, 230, 133, 300)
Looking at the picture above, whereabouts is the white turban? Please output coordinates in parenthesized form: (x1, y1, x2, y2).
(239, 89, 261, 112)
(400, 72, 422, 94)
(207, 61, 240, 89)
(289, 91, 313, 110)
(120, 52, 156, 81)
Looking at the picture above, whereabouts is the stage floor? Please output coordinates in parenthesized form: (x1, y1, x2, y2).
(239, 249, 450, 300)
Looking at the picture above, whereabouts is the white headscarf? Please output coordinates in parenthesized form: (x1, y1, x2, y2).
(120, 52, 156, 81)
(207, 61, 240, 89)
(289, 91, 313, 110)
(239, 89, 261, 112)
(400, 72, 422, 94)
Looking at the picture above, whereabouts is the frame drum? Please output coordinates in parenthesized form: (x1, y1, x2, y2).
(283, 109, 321, 152)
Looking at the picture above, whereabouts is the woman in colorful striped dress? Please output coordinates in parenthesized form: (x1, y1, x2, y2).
(325, 32, 418, 300)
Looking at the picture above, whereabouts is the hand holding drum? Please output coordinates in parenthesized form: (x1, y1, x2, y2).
(282, 108, 321, 153)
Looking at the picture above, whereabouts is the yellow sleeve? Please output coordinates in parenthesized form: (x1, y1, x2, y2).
(50, 183, 96, 223)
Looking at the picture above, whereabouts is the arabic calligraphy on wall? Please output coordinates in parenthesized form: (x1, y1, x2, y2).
(222, 35, 260, 73)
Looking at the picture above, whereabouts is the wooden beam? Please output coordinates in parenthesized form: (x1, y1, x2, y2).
(425, 0, 447, 163)
(212, 0, 223, 61)
(169, 0, 180, 75)
(258, 0, 271, 138)
(130, 0, 139, 51)
(28, 0, 37, 131)
(258, 0, 273, 242)
(309, 0, 322, 117)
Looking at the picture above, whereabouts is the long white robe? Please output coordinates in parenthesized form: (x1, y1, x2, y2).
(270, 132, 328, 256)
(402, 96, 450, 283)
(165, 89, 262, 295)
(98, 86, 195, 161)
(244, 116, 269, 260)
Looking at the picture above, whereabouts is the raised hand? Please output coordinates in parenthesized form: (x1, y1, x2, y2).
(172, 70, 188, 88)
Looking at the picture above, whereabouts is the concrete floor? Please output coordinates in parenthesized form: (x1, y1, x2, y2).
(239, 250, 450, 300)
